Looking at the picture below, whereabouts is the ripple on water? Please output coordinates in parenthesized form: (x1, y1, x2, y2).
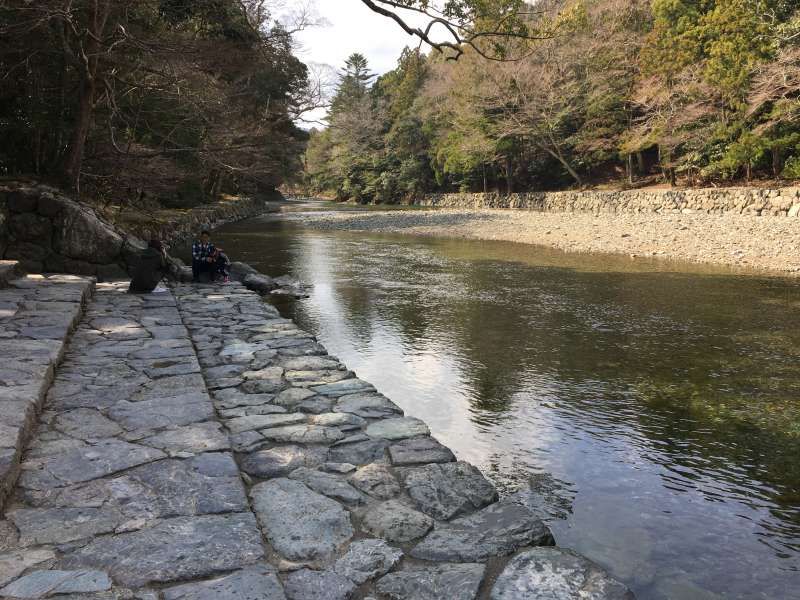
(213, 217, 800, 600)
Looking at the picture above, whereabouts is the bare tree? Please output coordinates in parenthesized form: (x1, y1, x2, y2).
(358, 0, 563, 61)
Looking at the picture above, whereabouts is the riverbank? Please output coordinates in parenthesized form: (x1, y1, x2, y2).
(285, 207, 800, 276)
(0, 276, 635, 599)
(0, 182, 279, 279)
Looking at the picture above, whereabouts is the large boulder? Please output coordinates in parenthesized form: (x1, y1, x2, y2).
(243, 272, 277, 293)
(52, 200, 124, 264)
(230, 261, 260, 280)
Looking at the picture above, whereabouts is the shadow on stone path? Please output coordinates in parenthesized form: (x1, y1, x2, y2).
(0, 280, 634, 600)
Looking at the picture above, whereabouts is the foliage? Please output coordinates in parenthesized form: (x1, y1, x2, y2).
(308, 0, 800, 204)
(0, 0, 311, 205)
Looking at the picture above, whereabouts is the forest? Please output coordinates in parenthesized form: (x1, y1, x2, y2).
(0, 0, 313, 206)
(305, 0, 800, 203)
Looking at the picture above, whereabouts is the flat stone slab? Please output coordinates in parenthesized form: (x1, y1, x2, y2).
(361, 499, 434, 543)
(250, 478, 353, 561)
(289, 468, 364, 506)
(388, 437, 455, 466)
(334, 539, 402, 585)
(22, 453, 248, 522)
(243, 366, 285, 381)
(141, 422, 230, 454)
(61, 513, 265, 587)
(9, 506, 123, 546)
(348, 463, 400, 499)
(53, 409, 123, 440)
(411, 499, 554, 562)
(286, 369, 352, 386)
(274, 387, 317, 408)
(240, 377, 287, 394)
(162, 565, 287, 600)
(334, 393, 403, 419)
(376, 563, 486, 600)
(0, 548, 55, 587)
(0, 569, 111, 598)
(281, 356, 342, 371)
(19, 439, 166, 490)
(401, 461, 497, 520)
(310, 379, 375, 397)
(241, 445, 325, 479)
(490, 548, 635, 600)
(260, 424, 345, 445)
(326, 438, 388, 466)
(284, 568, 356, 600)
(365, 417, 429, 441)
(226, 412, 306, 434)
(108, 396, 214, 430)
(214, 389, 275, 409)
(220, 404, 287, 419)
(309, 412, 366, 430)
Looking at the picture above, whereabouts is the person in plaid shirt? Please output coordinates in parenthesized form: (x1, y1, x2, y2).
(191, 230, 216, 282)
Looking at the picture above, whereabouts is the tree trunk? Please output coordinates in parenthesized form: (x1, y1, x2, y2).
(772, 147, 783, 177)
(539, 144, 582, 186)
(627, 154, 633, 185)
(61, 77, 95, 191)
(482, 164, 488, 194)
(60, 1, 110, 192)
(505, 156, 513, 195)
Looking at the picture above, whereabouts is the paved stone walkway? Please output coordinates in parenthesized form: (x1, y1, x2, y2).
(0, 280, 634, 599)
(0, 273, 94, 509)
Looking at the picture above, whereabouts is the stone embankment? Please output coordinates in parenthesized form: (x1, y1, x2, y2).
(0, 265, 94, 510)
(0, 182, 271, 279)
(0, 276, 633, 599)
(416, 187, 800, 217)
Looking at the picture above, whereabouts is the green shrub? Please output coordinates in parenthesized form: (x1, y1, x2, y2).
(781, 156, 800, 179)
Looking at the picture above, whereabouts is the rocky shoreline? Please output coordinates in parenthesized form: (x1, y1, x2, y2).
(285, 206, 800, 276)
(0, 276, 635, 599)
(0, 182, 276, 280)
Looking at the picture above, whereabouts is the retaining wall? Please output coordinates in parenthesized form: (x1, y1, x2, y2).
(0, 182, 270, 279)
(415, 188, 800, 217)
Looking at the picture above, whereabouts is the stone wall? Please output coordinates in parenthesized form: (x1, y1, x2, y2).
(0, 182, 270, 280)
(120, 195, 272, 246)
(415, 187, 800, 217)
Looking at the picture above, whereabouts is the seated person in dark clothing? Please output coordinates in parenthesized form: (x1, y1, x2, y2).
(213, 247, 231, 282)
(191, 230, 215, 282)
(128, 239, 169, 293)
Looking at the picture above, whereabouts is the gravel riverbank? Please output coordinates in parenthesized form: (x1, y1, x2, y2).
(288, 208, 800, 276)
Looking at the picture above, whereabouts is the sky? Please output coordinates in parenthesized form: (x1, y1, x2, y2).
(293, 1, 432, 125)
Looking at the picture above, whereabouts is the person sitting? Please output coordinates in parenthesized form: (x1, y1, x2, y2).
(191, 230, 216, 282)
(128, 239, 169, 293)
(213, 247, 232, 283)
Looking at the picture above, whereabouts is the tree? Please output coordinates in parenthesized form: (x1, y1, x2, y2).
(307, 0, 800, 199)
(0, 0, 312, 202)
(357, 0, 572, 60)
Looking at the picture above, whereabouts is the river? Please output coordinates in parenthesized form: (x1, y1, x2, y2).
(213, 201, 800, 600)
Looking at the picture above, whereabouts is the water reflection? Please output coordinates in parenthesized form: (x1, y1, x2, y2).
(216, 214, 800, 600)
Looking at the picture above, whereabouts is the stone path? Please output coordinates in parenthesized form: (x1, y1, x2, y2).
(0, 271, 94, 509)
(0, 279, 635, 599)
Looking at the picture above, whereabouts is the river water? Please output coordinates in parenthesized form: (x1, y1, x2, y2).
(214, 203, 800, 600)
